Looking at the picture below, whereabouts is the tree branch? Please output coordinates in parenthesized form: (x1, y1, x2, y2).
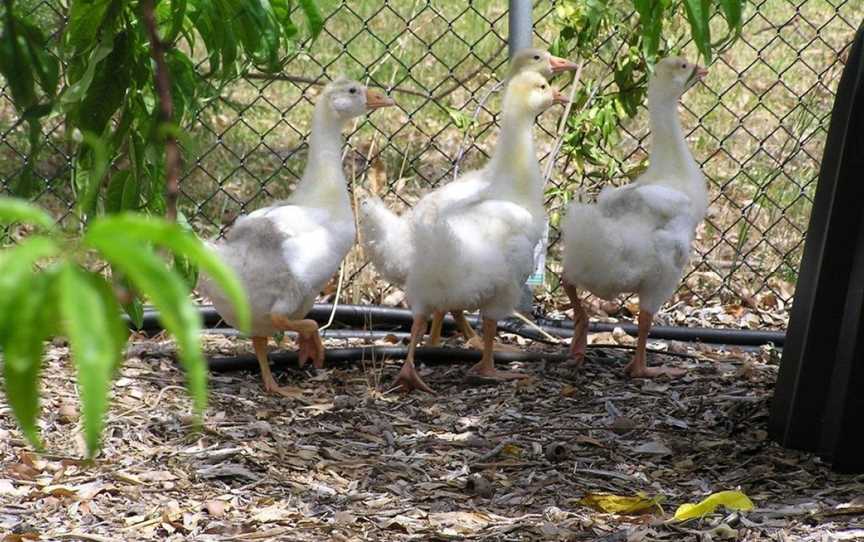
(140, 0, 181, 222)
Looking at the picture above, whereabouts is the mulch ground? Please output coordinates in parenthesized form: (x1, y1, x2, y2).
(1, 331, 863, 541)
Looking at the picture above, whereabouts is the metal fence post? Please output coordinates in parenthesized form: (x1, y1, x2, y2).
(508, 0, 532, 57)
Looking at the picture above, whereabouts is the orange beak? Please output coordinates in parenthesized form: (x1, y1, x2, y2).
(365, 88, 395, 110)
(549, 55, 579, 73)
(552, 89, 569, 105)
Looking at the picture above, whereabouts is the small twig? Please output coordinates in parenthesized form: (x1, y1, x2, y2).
(140, 0, 181, 221)
(451, 81, 503, 180)
(319, 261, 345, 333)
(475, 438, 517, 462)
(542, 61, 587, 186)
(587, 343, 704, 360)
(512, 311, 562, 344)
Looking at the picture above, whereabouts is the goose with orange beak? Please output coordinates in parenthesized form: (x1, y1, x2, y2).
(395, 71, 569, 394)
(561, 57, 709, 379)
(358, 50, 576, 355)
(199, 77, 395, 396)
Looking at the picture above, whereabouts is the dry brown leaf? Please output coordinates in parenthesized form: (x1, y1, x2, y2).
(7, 463, 40, 480)
(367, 158, 387, 195)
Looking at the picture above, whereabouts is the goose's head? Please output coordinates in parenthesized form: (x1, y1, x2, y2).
(508, 48, 579, 79)
(503, 71, 568, 118)
(648, 57, 708, 103)
(322, 77, 395, 122)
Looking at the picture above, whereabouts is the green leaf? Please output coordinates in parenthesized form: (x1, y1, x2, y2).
(76, 30, 132, 134)
(682, 0, 712, 62)
(58, 264, 125, 457)
(73, 132, 110, 219)
(0, 236, 61, 343)
(0, 11, 37, 111)
(173, 211, 200, 290)
(60, 39, 114, 107)
(66, 0, 115, 53)
(84, 220, 210, 416)
(632, 0, 664, 62)
(717, 0, 742, 31)
(1, 269, 57, 450)
(166, 50, 198, 123)
(0, 197, 56, 229)
(162, 0, 188, 43)
(123, 294, 145, 330)
(86, 214, 250, 333)
(297, 0, 324, 39)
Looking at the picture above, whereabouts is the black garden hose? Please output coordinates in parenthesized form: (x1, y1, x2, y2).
(133, 304, 785, 347)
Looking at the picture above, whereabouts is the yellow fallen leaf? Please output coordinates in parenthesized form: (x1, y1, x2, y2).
(579, 492, 664, 514)
(674, 490, 754, 521)
(501, 443, 522, 458)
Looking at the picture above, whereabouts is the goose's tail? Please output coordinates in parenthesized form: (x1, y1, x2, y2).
(357, 194, 413, 287)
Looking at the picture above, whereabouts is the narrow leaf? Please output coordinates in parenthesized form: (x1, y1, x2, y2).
(1, 270, 56, 449)
(717, 0, 743, 34)
(66, 0, 115, 52)
(59, 264, 123, 457)
(86, 214, 250, 333)
(0, 197, 55, 230)
(682, 0, 712, 62)
(0, 236, 59, 361)
(297, 0, 324, 39)
(84, 227, 208, 416)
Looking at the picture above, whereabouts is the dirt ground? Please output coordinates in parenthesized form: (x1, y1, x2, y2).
(2, 331, 863, 541)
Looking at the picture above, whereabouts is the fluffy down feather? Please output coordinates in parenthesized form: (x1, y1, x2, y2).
(407, 172, 543, 321)
(563, 181, 698, 314)
(357, 195, 413, 286)
(199, 205, 355, 336)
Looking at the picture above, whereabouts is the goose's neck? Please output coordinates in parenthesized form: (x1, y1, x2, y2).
(646, 95, 696, 178)
(488, 110, 542, 200)
(291, 105, 351, 210)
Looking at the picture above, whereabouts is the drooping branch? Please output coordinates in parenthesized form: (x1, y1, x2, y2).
(140, 0, 181, 222)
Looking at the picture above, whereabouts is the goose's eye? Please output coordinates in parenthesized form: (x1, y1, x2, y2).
(533, 55, 541, 60)
(349, 88, 357, 94)
(540, 84, 547, 90)
(681, 63, 687, 69)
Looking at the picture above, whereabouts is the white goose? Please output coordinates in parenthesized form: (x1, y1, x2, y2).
(199, 78, 394, 395)
(395, 71, 567, 393)
(561, 57, 708, 378)
(358, 48, 577, 348)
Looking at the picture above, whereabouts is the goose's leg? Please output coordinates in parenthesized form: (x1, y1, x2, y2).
(252, 336, 296, 396)
(467, 318, 529, 382)
(453, 310, 477, 342)
(271, 316, 325, 369)
(427, 310, 446, 347)
(394, 312, 435, 394)
(563, 280, 588, 366)
(624, 310, 685, 378)
(459, 311, 520, 353)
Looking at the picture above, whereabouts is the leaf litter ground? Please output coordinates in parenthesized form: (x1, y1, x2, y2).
(1, 332, 863, 541)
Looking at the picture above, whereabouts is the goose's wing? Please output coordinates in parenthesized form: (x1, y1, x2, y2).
(599, 183, 691, 226)
(413, 171, 490, 224)
(226, 205, 329, 249)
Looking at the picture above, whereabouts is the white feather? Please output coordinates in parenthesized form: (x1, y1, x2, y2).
(562, 63, 707, 315)
(198, 85, 357, 336)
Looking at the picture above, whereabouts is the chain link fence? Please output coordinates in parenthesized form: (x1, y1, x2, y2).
(1, 0, 861, 330)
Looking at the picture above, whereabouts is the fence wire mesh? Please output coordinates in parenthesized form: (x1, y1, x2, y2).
(1, 1, 861, 330)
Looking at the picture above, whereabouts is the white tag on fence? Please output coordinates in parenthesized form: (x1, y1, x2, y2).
(526, 219, 549, 287)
